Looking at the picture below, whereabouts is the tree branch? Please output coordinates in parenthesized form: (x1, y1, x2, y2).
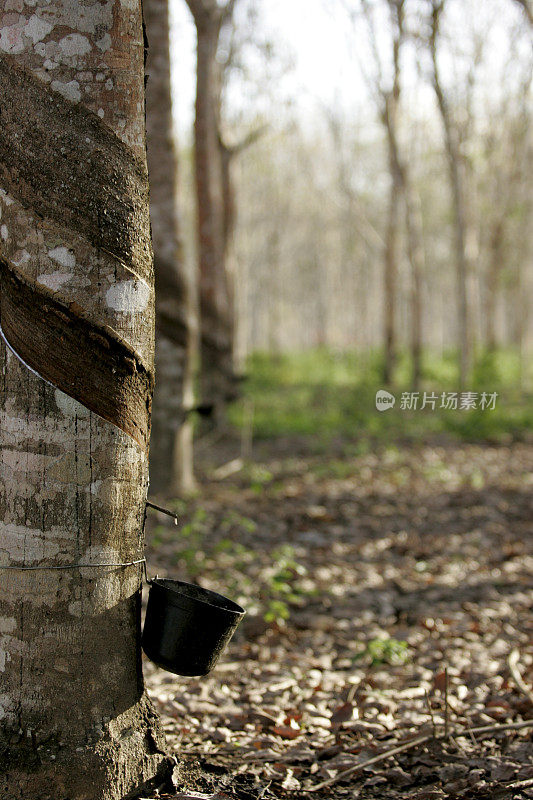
(221, 123, 269, 158)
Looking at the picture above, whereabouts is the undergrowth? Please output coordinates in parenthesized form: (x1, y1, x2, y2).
(227, 348, 532, 444)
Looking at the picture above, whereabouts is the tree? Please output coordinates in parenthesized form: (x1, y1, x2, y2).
(0, 3, 172, 797)
(186, 0, 240, 418)
(381, 7, 402, 387)
(356, 0, 426, 387)
(145, 0, 196, 493)
(382, 0, 425, 388)
(429, 0, 470, 387)
(357, 0, 402, 385)
(479, 49, 532, 354)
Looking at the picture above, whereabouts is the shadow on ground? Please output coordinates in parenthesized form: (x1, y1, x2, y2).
(143, 441, 533, 800)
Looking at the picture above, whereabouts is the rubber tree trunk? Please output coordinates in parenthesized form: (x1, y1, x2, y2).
(485, 217, 504, 352)
(430, 3, 470, 388)
(382, 99, 401, 387)
(0, 3, 173, 797)
(384, 110, 425, 390)
(188, 0, 237, 415)
(145, 0, 195, 494)
(379, 1, 404, 387)
(385, 0, 423, 388)
(404, 183, 424, 389)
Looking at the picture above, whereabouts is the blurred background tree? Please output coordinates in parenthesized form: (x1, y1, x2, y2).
(146, 0, 196, 493)
(146, 0, 532, 490)
(184, 0, 240, 423)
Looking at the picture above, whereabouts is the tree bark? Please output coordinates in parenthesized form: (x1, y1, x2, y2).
(485, 217, 503, 352)
(383, 102, 425, 388)
(0, 2, 172, 797)
(381, 1, 424, 388)
(383, 163, 400, 386)
(381, 11, 402, 387)
(186, 0, 237, 416)
(145, 0, 195, 494)
(360, 0, 403, 386)
(404, 184, 424, 389)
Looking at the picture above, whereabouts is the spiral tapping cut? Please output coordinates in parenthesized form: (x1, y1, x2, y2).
(0, 27, 173, 797)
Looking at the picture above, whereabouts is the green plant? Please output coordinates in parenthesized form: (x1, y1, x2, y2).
(260, 545, 309, 625)
(220, 510, 257, 534)
(264, 599, 291, 624)
(154, 509, 310, 625)
(170, 508, 210, 577)
(353, 637, 409, 666)
(245, 464, 274, 493)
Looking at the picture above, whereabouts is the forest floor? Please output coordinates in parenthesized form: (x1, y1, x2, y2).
(143, 434, 532, 800)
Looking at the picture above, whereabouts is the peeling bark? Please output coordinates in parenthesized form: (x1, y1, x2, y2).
(0, 261, 153, 449)
(0, 0, 172, 796)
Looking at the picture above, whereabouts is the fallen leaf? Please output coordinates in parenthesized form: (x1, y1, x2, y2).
(272, 724, 301, 739)
(330, 701, 356, 728)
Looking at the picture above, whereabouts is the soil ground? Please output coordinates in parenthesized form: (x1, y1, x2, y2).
(143, 438, 532, 800)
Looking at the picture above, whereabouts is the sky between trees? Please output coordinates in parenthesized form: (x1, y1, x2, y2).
(169, 0, 528, 138)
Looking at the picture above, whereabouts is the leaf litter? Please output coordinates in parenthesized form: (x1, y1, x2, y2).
(143, 442, 533, 799)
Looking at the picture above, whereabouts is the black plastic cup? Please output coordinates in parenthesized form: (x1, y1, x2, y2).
(142, 578, 246, 676)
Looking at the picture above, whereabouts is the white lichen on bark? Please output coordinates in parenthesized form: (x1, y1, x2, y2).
(0, 0, 170, 796)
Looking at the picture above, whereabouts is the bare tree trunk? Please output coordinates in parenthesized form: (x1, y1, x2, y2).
(430, 1, 470, 388)
(363, 0, 426, 387)
(381, 2, 403, 387)
(266, 228, 282, 353)
(219, 128, 265, 373)
(186, 0, 236, 418)
(387, 0, 424, 387)
(359, 0, 404, 386)
(485, 218, 504, 352)
(404, 184, 424, 388)
(481, 64, 531, 358)
(389, 114, 425, 388)
(145, 0, 195, 494)
(383, 173, 400, 385)
(0, 3, 172, 797)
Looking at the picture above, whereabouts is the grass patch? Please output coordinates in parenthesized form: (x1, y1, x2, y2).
(227, 348, 532, 444)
